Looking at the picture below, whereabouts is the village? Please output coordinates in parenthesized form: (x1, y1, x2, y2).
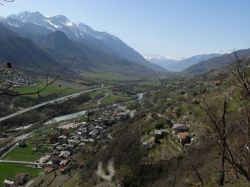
(2, 103, 134, 187)
(2, 96, 196, 187)
(0, 82, 201, 187)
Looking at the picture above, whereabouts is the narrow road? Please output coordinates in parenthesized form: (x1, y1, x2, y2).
(0, 160, 40, 167)
(97, 93, 110, 105)
(0, 87, 104, 123)
(0, 81, 145, 123)
(24, 179, 36, 187)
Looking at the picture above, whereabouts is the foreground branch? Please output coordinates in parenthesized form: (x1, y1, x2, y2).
(0, 57, 77, 97)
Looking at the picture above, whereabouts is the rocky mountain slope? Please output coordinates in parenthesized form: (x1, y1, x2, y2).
(0, 11, 164, 76)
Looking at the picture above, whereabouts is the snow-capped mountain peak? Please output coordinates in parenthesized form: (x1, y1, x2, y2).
(145, 53, 222, 72)
(143, 54, 181, 61)
(8, 11, 45, 23)
(4, 11, 119, 40)
(0, 11, 150, 67)
(49, 15, 72, 27)
(8, 11, 74, 30)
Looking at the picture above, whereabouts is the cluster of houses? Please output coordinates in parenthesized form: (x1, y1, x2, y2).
(0, 72, 31, 88)
(38, 104, 133, 175)
(2, 104, 134, 187)
(143, 120, 195, 148)
(11, 76, 31, 87)
(172, 123, 194, 146)
(37, 127, 82, 174)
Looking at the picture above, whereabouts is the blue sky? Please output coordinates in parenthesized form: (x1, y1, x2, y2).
(0, 0, 249, 58)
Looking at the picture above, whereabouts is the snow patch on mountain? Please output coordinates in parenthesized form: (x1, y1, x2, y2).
(218, 49, 237, 54)
(44, 19, 59, 29)
(143, 54, 182, 61)
(66, 21, 73, 27)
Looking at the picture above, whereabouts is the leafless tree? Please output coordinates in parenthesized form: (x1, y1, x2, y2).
(192, 165, 204, 187)
(228, 54, 250, 180)
(201, 97, 230, 185)
(201, 54, 250, 184)
(228, 53, 250, 97)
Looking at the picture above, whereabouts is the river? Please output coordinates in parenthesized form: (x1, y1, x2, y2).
(44, 92, 144, 125)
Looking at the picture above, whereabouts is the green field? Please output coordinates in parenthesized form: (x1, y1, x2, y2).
(88, 89, 106, 98)
(101, 94, 131, 105)
(15, 82, 78, 95)
(0, 163, 41, 187)
(3, 143, 40, 162)
(4, 129, 58, 162)
(81, 72, 137, 82)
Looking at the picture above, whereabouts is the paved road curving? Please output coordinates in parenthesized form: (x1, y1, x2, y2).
(97, 93, 110, 105)
(0, 81, 144, 123)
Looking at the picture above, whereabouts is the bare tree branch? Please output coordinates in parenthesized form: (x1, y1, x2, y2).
(202, 54, 250, 182)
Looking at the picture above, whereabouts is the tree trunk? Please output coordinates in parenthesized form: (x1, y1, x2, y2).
(219, 145, 226, 186)
(247, 112, 250, 179)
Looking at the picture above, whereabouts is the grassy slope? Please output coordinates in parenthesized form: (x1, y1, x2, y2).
(79, 67, 250, 186)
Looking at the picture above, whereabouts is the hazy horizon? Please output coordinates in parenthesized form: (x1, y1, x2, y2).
(0, 0, 249, 58)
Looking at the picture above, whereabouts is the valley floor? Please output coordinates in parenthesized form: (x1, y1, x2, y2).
(0, 70, 250, 187)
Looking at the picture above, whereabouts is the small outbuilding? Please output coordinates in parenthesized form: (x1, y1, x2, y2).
(3, 179, 16, 187)
(172, 123, 189, 134)
(15, 173, 29, 186)
(59, 151, 71, 159)
(177, 132, 190, 146)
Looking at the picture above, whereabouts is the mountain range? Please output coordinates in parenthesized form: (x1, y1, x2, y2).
(0, 11, 164, 76)
(144, 53, 223, 72)
(0, 24, 61, 71)
(145, 48, 250, 73)
(183, 48, 250, 74)
(0, 11, 249, 77)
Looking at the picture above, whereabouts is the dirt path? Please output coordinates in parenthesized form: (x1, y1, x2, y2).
(168, 137, 182, 152)
(97, 161, 115, 182)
